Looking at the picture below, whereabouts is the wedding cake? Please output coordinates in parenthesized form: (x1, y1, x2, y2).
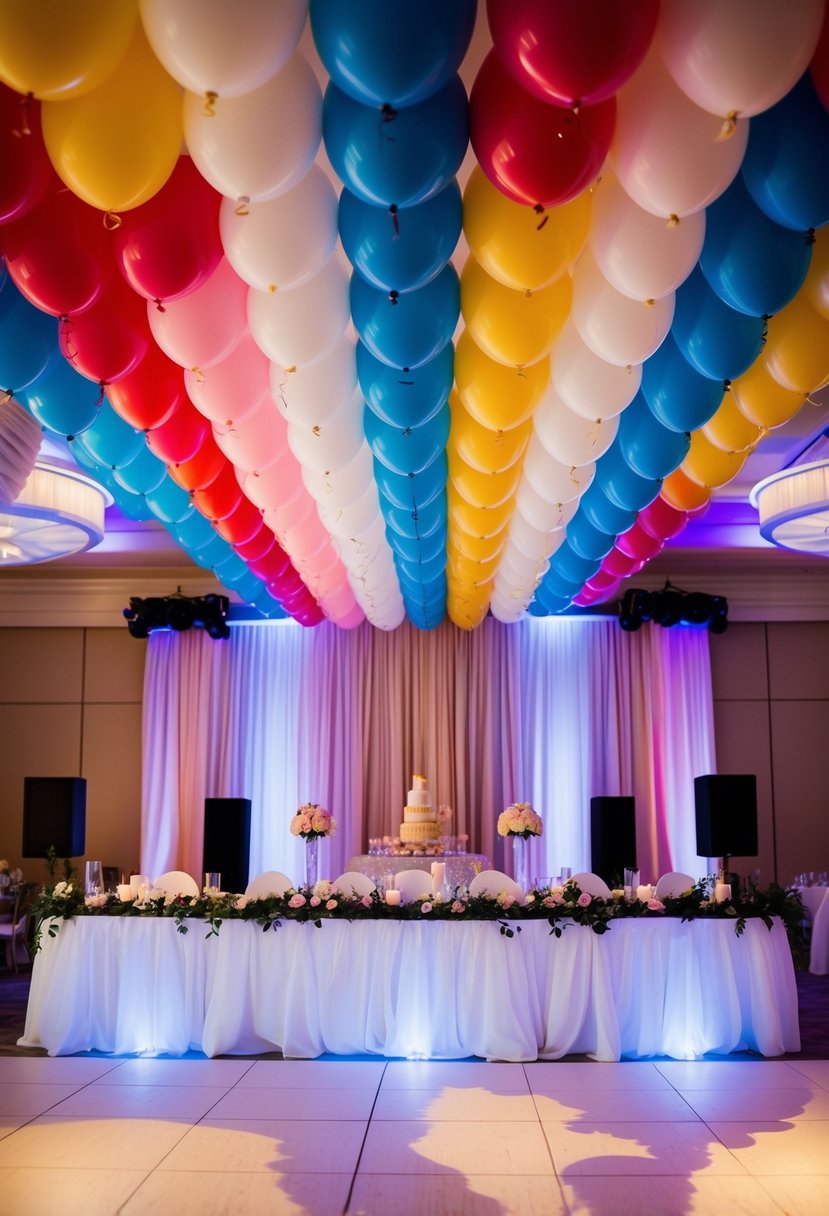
(399, 774, 440, 843)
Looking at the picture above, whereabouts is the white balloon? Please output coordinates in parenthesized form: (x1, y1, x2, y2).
(287, 402, 365, 473)
(523, 435, 595, 504)
(248, 257, 350, 370)
(302, 442, 374, 508)
(183, 53, 321, 205)
(140, 0, 308, 98)
(515, 480, 578, 533)
(489, 591, 529, 624)
(590, 171, 705, 302)
(533, 383, 620, 466)
(317, 482, 381, 538)
(611, 50, 748, 220)
(571, 249, 675, 367)
(659, 0, 824, 119)
(271, 336, 357, 426)
(508, 515, 561, 566)
(220, 166, 338, 293)
(551, 321, 641, 419)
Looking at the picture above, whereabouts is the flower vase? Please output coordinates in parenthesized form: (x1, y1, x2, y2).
(305, 836, 320, 888)
(512, 835, 530, 892)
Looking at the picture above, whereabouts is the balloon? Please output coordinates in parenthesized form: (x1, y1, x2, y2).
(515, 482, 578, 534)
(533, 384, 619, 465)
(463, 165, 590, 291)
(447, 488, 516, 536)
(146, 400, 210, 465)
(192, 462, 242, 522)
(220, 165, 338, 294)
(611, 51, 748, 220)
(450, 403, 532, 474)
(144, 475, 196, 525)
(287, 397, 365, 472)
(682, 430, 748, 489)
(0, 84, 52, 224)
(741, 74, 829, 232)
(183, 53, 321, 206)
(617, 391, 690, 479)
(671, 267, 765, 382)
(523, 435, 595, 503)
(699, 174, 812, 317)
(248, 256, 350, 370)
(448, 451, 522, 509)
(375, 454, 447, 510)
(812, 2, 829, 113)
(185, 332, 271, 428)
(454, 332, 549, 429)
(637, 496, 689, 542)
(659, 0, 824, 120)
(323, 75, 468, 211)
(140, 0, 306, 98)
(350, 264, 459, 370)
(600, 546, 645, 580)
(0, 0, 138, 100)
(565, 512, 618, 562)
(359, 342, 452, 428)
(386, 498, 445, 541)
(113, 444, 167, 495)
(470, 51, 614, 208)
(550, 542, 601, 588)
(22, 352, 102, 438)
(365, 403, 450, 475)
(804, 228, 829, 320)
(595, 442, 662, 512)
(702, 392, 763, 454)
(310, 0, 475, 107)
(579, 481, 637, 537)
(212, 496, 263, 545)
(615, 521, 663, 563)
(214, 399, 286, 472)
(107, 344, 184, 431)
(1, 180, 111, 317)
(60, 277, 149, 385)
(641, 331, 725, 432)
(763, 293, 829, 394)
(0, 279, 56, 391)
(487, 0, 658, 107)
(42, 26, 182, 213)
(113, 156, 222, 303)
(149, 257, 247, 371)
(166, 434, 226, 493)
(571, 249, 675, 367)
(730, 359, 806, 428)
(589, 170, 705, 302)
(660, 468, 712, 512)
(71, 400, 145, 469)
(550, 320, 642, 419)
(274, 337, 357, 427)
(461, 256, 570, 368)
(233, 523, 276, 564)
(340, 180, 462, 294)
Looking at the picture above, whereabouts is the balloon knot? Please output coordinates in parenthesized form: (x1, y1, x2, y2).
(572, 100, 581, 116)
(516, 365, 527, 379)
(381, 102, 397, 125)
(645, 298, 655, 308)
(389, 290, 399, 306)
(284, 365, 297, 374)
(402, 426, 412, 436)
(389, 203, 400, 237)
(312, 424, 321, 436)
(268, 284, 277, 293)
(533, 204, 549, 231)
(204, 91, 218, 117)
(716, 112, 738, 142)
(154, 298, 166, 313)
(806, 228, 816, 246)
(667, 214, 680, 228)
(12, 92, 33, 138)
(103, 210, 122, 231)
(235, 196, 250, 216)
(190, 366, 205, 383)
(723, 379, 731, 392)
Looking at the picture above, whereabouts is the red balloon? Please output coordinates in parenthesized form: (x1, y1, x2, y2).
(106, 343, 184, 430)
(601, 545, 645, 579)
(811, 2, 829, 114)
(113, 156, 222, 304)
(487, 0, 658, 107)
(250, 544, 292, 583)
(637, 495, 689, 541)
(166, 432, 226, 491)
(146, 399, 210, 464)
(233, 523, 276, 563)
(1, 178, 111, 315)
(59, 277, 149, 384)
(615, 521, 664, 562)
(469, 50, 615, 207)
(213, 496, 264, 545)
(293, 601, 326, 627)
(192, 462, 243, 522)
(0, 85, 52, 224)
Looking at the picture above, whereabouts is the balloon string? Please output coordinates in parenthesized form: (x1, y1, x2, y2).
(12, 92, 33, 137)
(389, 290, 399, 306)
(645, 298, 655, 308)
(533, 204, 548, 232)
(60, 316, 78, 366)
(268, 284, 277, 293)
(716, 112, 738, 141)
(568, 464, 580, 486)
(154, 298, 166, 313)
(203, 92, 218, 117)
(190, 366, 206, 383)
(495, 429, 505, 447)
(389, 204, 399, 237)
(588, 420, 602, 449)
(312, 424, 321, 436)
(667, 214, 679, 228)
(806, 228, 816, 246)
(103, 211, 122, 231)
(95, 382, 106, 407)
(235, 196, 250, 216)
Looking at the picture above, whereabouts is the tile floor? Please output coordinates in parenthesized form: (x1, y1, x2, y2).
(0, 1055, 827, 1215)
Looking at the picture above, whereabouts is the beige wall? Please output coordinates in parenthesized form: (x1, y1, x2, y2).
(1, 621, 827, 887)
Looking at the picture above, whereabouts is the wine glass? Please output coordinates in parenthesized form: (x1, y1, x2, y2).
(84, 860, 103, 896)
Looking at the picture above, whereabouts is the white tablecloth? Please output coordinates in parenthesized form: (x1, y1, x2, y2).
(347, 854, 490, 887)
(799, 886, 829, 975)
(21, 917, 800, 1062)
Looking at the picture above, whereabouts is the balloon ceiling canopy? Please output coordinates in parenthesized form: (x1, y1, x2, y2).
(0, 0, 827, 629)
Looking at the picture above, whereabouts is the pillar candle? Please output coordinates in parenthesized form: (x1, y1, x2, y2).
(431, 862, 446, 890)
(385, 890, 401, 906)
(117, 884, 133, 901)
(637, 884, 654, 902)
(714, 882, 732, 903)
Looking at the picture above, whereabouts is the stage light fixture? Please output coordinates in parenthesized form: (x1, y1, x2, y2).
(123, 589, 230, 641)
(618, 583, 728, 633)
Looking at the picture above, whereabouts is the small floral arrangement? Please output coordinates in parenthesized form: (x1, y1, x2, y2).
(290, 803, 336, 839)
(497, 802, 543, 838)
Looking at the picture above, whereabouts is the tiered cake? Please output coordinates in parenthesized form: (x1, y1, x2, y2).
(399, 774, 440, 843)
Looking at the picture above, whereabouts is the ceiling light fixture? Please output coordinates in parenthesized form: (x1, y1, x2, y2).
(0, 458, 110, 566)
(750, 460, 829, 555)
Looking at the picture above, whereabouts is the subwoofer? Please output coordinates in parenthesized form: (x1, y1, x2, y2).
(694, 774, 758, 858)
(22, 776, 86, 857)
(590, 796, 636, 886)
(203, 797, 251, 894)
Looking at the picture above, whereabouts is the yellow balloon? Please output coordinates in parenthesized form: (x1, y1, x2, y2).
(0, 0, 137, 99)
(661, 469, 712, 511)
(448, 447, 523, 508)
(460, 255, 571, 368)
(447, 487, 516, 536)
(42, 26, 182, 212)
(447, 591, 490, 631)
(450, 395, 532, 474)
(804, 227, 829, 321)
(455, 331, 549, 430)
(730, 358, 806, 428)
(764, 293, 829, 394)
(464, 165, 591, 291)
(681, 430, 748, 489)
(702, 392, 763, 454)
(447, 526, 506, 562)
(448, 549, 502, 585)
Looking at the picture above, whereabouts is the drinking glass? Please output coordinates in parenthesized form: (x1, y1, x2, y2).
(204, 872, 221, 895)
(624, 868, 640, 902)
(560, 866, 572, 883)
(84, 860, 103, 896)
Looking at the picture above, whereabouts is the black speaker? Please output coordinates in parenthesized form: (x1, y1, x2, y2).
(22, 777, 86, 857)
(590, 796, 637, 885)
(203, 798, 251, 894)
(694, 774, 758, 858)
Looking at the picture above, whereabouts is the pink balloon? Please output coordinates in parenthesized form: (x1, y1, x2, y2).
(615, 521, 664, 562)
(185, 330, 272, 425)
(148, 257, 247, 370)
(263, 495, 312, 535)
(582, 574, 622, 602)
(213, 396, 284, 471)
(637, 495, 689, 541)
(333, 602, 366, 629)
(601, 546, 645, 579)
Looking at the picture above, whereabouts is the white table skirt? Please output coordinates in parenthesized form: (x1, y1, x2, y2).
(20, 917, 800, 1062)
(799, 886, 829, 975)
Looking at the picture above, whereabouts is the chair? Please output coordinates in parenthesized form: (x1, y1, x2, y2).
(569, 872, 613, 899)
(393, 869, 433, 903)
(0, 883, 38, 972)
(468, 870, 525, 904)
(654, 871, 695, 899)
(332, 871, 376, 898)
(244, 871, 294, 899)
(152, 871, 200, 899)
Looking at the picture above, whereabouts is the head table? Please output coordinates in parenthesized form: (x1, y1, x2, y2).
(21, 915, 798, 1062)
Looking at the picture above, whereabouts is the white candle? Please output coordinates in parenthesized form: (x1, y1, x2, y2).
(117, 884, 133, 902)
(385, 890, 401, 906)
(637, 884, 654, 902)
(715, 882, 732, 903)
(431, 862, 446, 890)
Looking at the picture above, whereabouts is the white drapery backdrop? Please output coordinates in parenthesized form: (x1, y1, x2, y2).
(141, 617, 716, 888)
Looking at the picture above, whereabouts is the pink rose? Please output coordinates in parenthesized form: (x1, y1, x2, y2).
(497, 892, 515, 909)
(288, 893, 306, 908)
(543, 894, 564, 908)
(310, 895, 321, 907)
(647, 898, 665, 912)
(421, 901, 433, 914)
(451, 900, 466, 914)
(577, 892, 592, 907)
(235, 896, 248, 910)
(361, 894, 372, 907)
(289, 818, 302, 836)
(325, 899, 338, 910)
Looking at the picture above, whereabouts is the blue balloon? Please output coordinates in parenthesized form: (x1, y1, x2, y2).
(0, 278, 56, 392)
(699, 174, 812, 317)
(595, 442, 661, 513)
(112, 490, 154, 523)
(189, 531, 233, 569)
(70, 401, 145, 470)
(565, 512, 618, 562)
(323, 75, 468, 208)
(113, 444, 167, 495)
(340, 180, 462, 294)
(249, 587, 289, 619)
(386, 521, 446, 564)
(641, 332, 725, 432)
(22, 352, 102, 438)
(232, 571, 266, 606)
(365, 400, 450, 474)
(742, 74, 829, 232)
(384, 497, 446, 539)
(671, 267, 765, 383)
(374, 454, 447, 510)
(310, 0, 475, 107)
(212, 552, 250, 590)
(617, 391, 690, 480)
(550, 543, 601, 588)
(397, 550, 446, 585)
(527, 598, 551, 617)
(172, 509, 221, 553)
(579, 481, 637, 537)
(535, 575, 580, 611)
(359, 341, 453, 427)
(351, 264, 459, 370)
(144, 474, 195, 525)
